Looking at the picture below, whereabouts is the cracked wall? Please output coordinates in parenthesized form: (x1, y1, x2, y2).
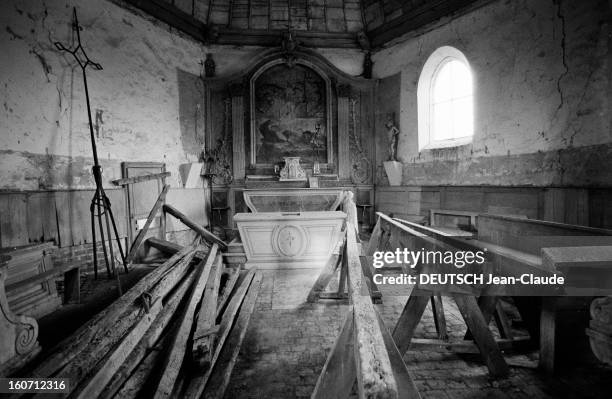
(372, 0, 612, 186)
(0, 0, 363, 190)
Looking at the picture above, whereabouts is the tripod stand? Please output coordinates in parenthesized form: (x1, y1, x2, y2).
(55, 8, 128, 283)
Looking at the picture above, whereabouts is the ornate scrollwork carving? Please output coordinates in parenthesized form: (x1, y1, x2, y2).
(203, 99, 233, 185)
(0, 264, 39, 367)
(15, 322, 38, 355)
(349, 98, 372, 184)
(281, 30, 300, 67)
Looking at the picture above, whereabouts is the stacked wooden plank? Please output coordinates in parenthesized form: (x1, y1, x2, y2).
(17, 234, 260, 399)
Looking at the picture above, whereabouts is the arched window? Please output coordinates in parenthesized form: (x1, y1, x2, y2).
(418, 46, 473, 150)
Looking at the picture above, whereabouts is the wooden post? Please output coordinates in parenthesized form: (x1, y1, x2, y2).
(230, 83, 245, 182)
(392, 292, 430, 355)
(431, 295, 448, 340)
(63, 267, 81, 304)
(337, 88, 351, 180)
(454, 296, 509, 378)
(539, 296, 556, 374)
(126, 184, 169, 264)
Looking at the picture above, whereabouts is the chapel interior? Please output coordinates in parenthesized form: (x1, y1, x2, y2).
(2, 0, 612, 398)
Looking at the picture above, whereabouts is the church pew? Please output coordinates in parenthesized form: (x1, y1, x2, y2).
(474, 214, 612, 372)
(312, 224, 420, 399)
(391, 213, 612, 372)
(373, 213, 512, 378)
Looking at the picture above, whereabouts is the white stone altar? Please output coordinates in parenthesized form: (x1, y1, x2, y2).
(243, 188, 344, 213)
(234, 211, 346, 269)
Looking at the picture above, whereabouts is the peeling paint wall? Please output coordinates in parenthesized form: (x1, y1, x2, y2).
(0, 0, 364, 190)
(372, 0, 612, 186)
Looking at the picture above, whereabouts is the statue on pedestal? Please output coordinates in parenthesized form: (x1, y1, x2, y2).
(383, 113, 402, 186)
(385, 114, 400, 162)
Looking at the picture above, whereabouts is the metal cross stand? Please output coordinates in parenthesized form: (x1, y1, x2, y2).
(55, 8, 128, 285)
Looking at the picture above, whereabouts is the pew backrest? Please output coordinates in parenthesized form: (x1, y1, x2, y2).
(477, 214, 612, 255)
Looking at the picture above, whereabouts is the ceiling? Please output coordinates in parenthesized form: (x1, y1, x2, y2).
(122, 0, 485, 48)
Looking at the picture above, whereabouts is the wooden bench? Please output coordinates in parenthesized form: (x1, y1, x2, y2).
(371, 213, 515, 378)
(0, 243, 82, 376)
(429, 209, 479, 237)
(474, 214, 612, 373)
(371, 211, 612, 376)
(0, 258, 40, 376)
(311, 224, 421, 398)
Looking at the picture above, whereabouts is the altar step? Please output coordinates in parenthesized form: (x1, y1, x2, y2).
(223, 239, 247, 267)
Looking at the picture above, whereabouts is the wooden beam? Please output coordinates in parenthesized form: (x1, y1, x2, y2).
(99, 267, 199, 399)
(126, 184, 169, 264)
(345, 224, 399, 398)
(306, 253, 342, 302)
(408, 337, 532, 354)
(30, 244, 198, 378)
(146, 237, 206, 261)
(454, 295, 509, 378)
(539, 296, 556, 375)
(464, 296, 497, 340)
(201, 272, 262, 399)
(45, 247, 199, 395)
(215, 28, 360, 48)
(392, 292, 431, 355)
(193, 254, 224, 367)
(431, 295, 448, 340)
(216, 268, 240, 315)
(122, 0, 207, 42)
(359, 255, 382, 303)
(72, 299, 163, 398)
(153, 244, 219, 399)
(368, 0, 488, 48)
(184, 270, 257, 399)
(112, 172, 171, 186)
(163, 204, 228, 250)
(146, 237, 183, 255)
(113, 338, 169, 399)
(374, 311, 422, 399)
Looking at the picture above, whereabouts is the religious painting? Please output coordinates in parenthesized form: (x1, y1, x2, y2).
(251, 63, 331, 165)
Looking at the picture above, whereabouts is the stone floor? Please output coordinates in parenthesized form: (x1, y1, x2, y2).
(224, 268, 612, 399)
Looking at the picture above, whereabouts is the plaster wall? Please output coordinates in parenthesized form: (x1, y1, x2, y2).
(372, 0, 612, 186)
(0, 0, 364, 190)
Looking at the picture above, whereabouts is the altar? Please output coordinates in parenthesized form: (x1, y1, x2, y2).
(243, 188, 344, 213)
(234, 211, 345, 269)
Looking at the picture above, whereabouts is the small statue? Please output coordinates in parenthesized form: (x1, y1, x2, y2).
(204, 53, 216, 78)
(385, 114, 400, 161)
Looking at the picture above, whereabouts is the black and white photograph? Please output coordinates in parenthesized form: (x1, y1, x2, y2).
(1, 0, 612, 398)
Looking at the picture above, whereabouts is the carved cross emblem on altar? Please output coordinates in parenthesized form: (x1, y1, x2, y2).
(276, 225, 304, 257)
